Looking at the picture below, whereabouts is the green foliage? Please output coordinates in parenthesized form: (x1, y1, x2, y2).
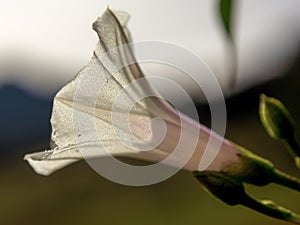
(219, 0, 233, 37)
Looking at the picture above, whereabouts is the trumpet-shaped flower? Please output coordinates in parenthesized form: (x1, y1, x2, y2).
(24, 9, 240, 177)
(24, 8, 300, 224)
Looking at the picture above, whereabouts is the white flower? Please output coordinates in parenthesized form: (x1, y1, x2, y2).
(23, 8, 300, 223)
(24, 9, 241, 178)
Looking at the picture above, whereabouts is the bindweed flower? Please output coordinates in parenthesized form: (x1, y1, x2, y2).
(25, 8, 300, 224)
(24, 8, 240, 179)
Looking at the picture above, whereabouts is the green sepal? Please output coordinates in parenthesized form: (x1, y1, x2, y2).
(194, 171, 246, 206)
(210, 145, 275, 187)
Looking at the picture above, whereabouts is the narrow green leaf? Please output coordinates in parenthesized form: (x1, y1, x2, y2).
(219, 0, 233, 36)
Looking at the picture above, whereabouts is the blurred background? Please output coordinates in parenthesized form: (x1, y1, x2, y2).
(1, 0, 300, 225)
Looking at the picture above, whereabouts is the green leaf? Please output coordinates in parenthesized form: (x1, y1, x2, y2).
(259, 94, 300, 167)
(219, 0, 233, 36)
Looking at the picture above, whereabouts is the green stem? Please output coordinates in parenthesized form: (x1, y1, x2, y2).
(285, 135, 300, 168)
(272, 169, 300, 192)
(241, 195, 300, 224)
(286, 135, 300, 157)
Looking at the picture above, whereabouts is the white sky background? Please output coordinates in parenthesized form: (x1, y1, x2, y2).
(0, 0, 300, 101)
